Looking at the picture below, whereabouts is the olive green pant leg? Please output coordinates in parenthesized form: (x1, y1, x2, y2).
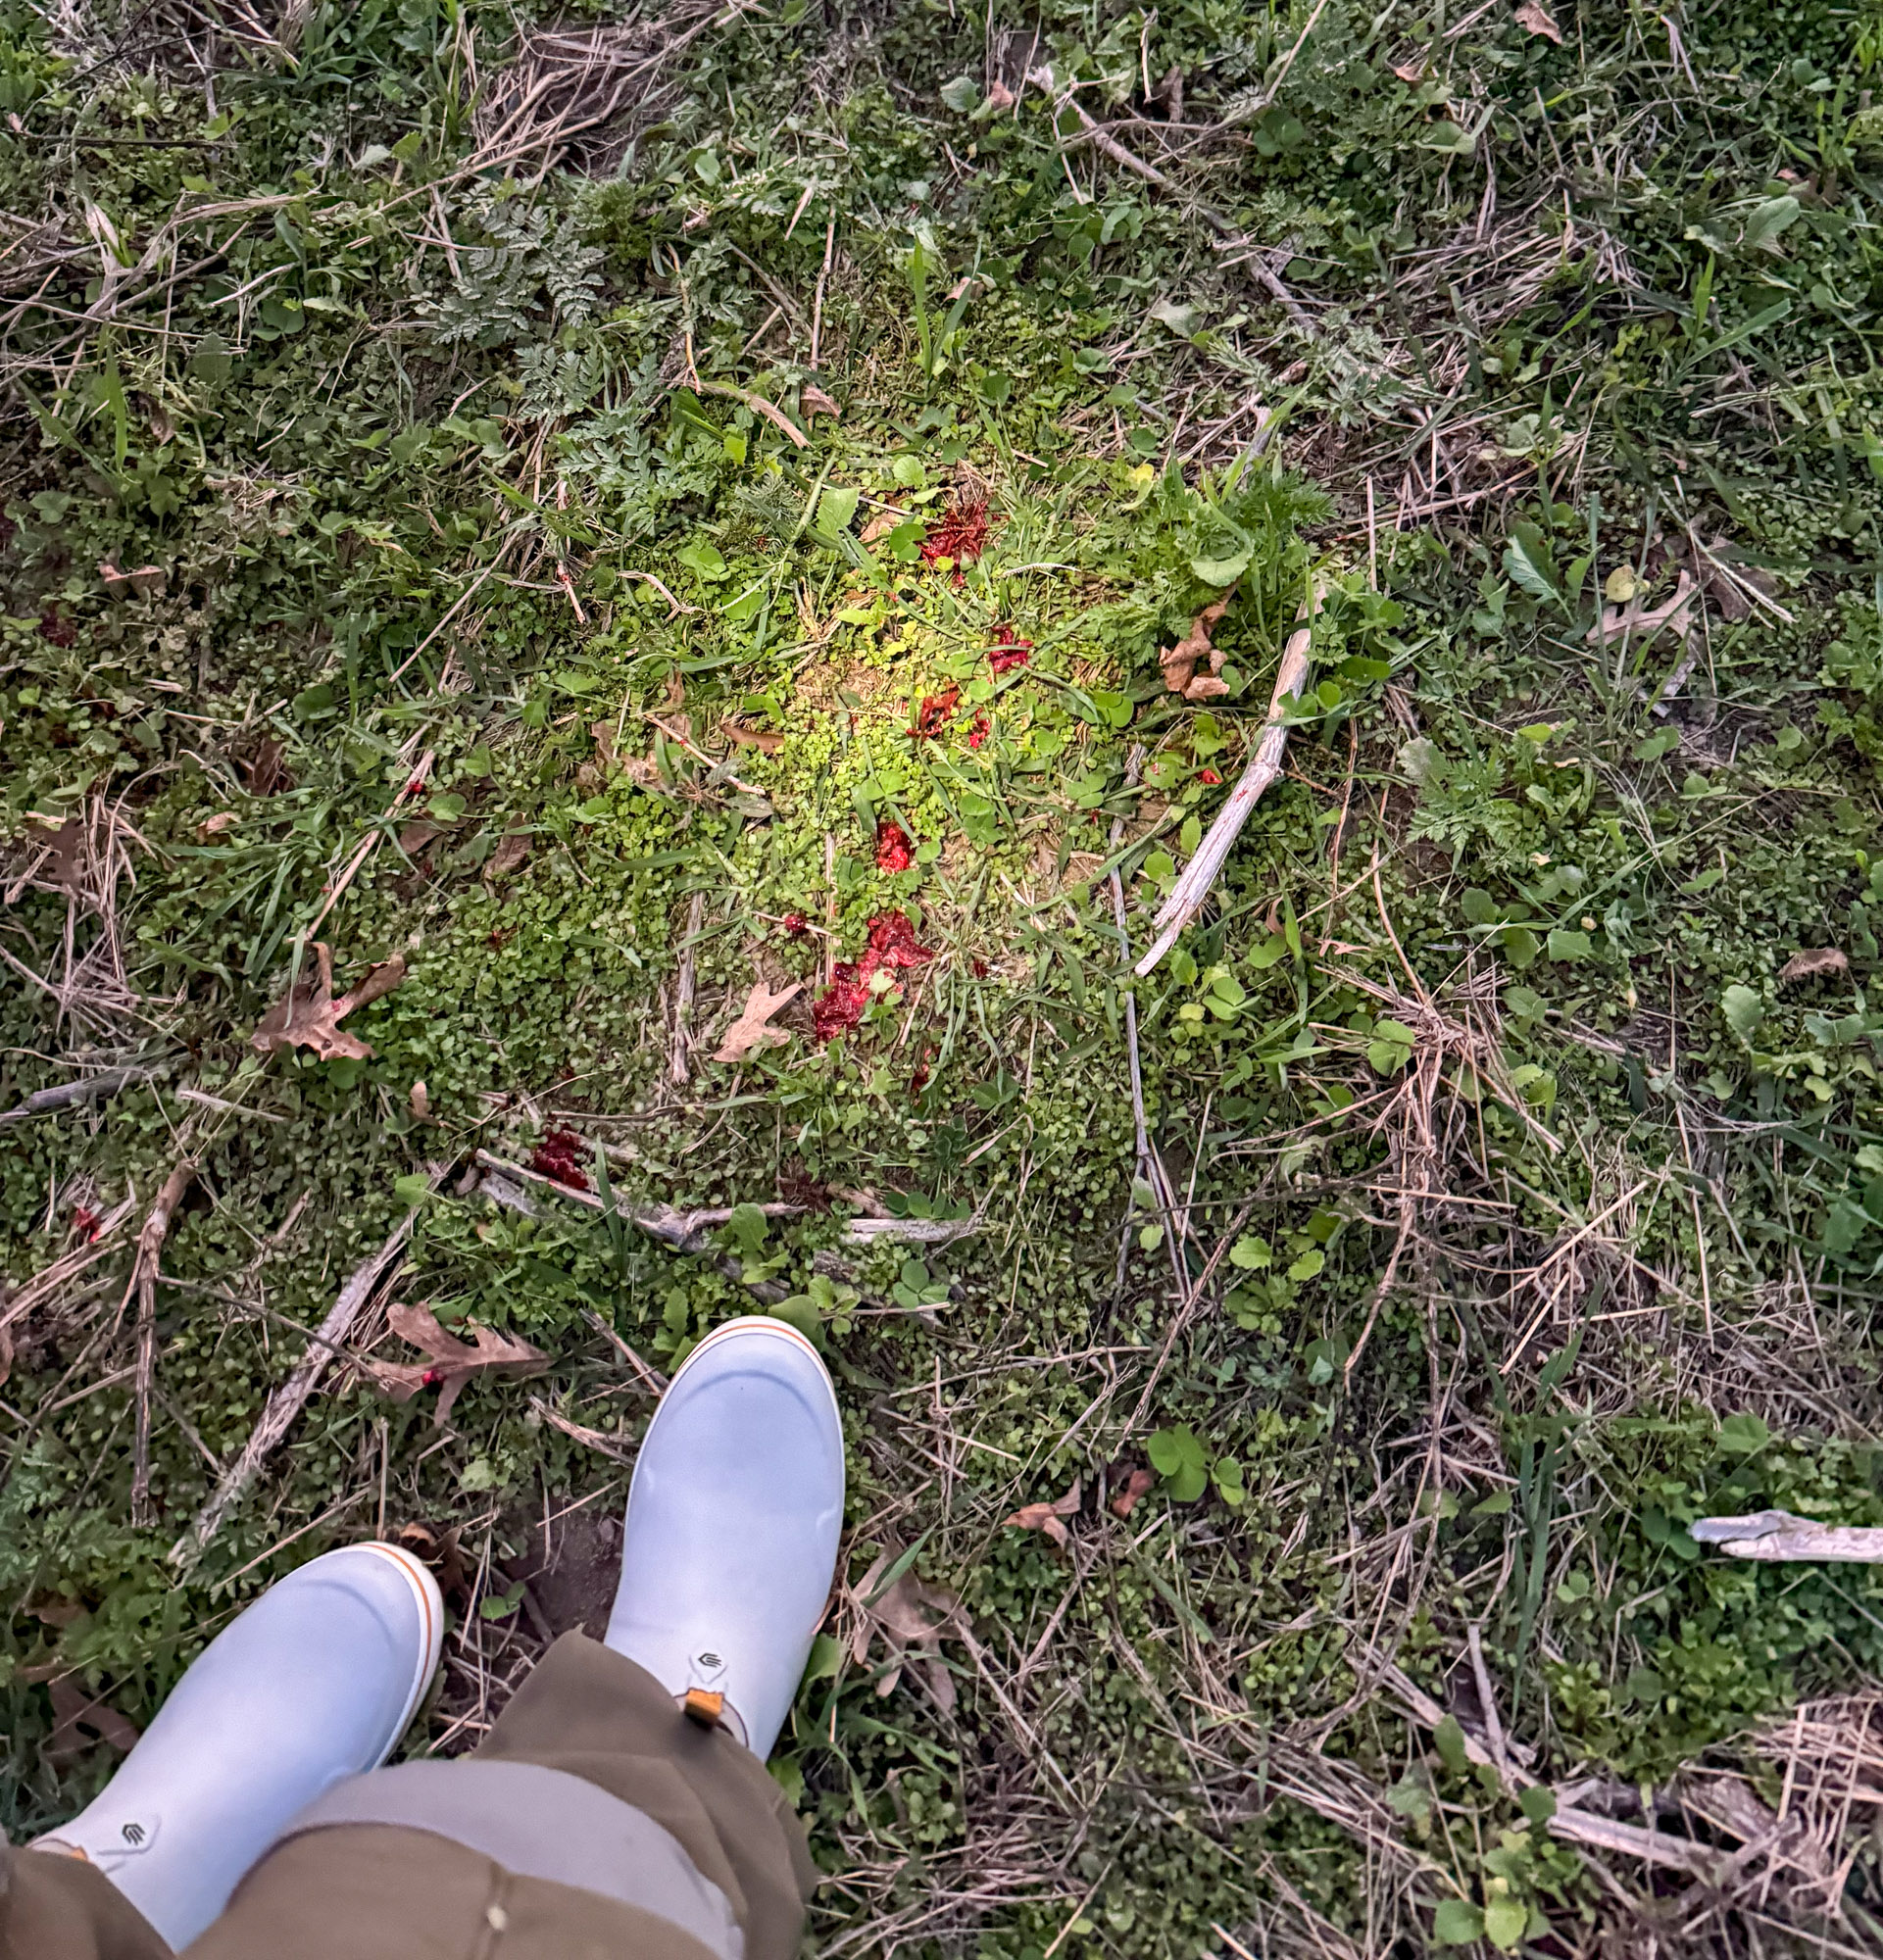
(0, 1839, 173, 1960)
(187, 1633, 817, 1960)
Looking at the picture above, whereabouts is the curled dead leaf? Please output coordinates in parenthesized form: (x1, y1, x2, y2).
(1161, 594, 1235, 702)
(394, 1521, 470, 1600)
(1004, 1478, 1081, 1548)
(1110, 1465, 1158, 1518)
(802, 385, 839, 417)
(251, 942, 408, 1061)
(370, 1300, 549, 1426)
(589, 719, 618, 766)
(725, 722, 786, 755)
(409, 1079, 429, 1121)
(851, 1546, 962, 1712)
(99, 560, 167, 600)
(196, 811, 239, 842)
(1513, 0, 1561, 40)
(714, 980, 804, 1063)
(1780, 948, 1850, 984)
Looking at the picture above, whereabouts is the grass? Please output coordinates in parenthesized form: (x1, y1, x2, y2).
(6, 0, 1883, 1952)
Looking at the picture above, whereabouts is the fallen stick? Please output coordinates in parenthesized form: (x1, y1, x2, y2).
(127, 1160, 199, 1529)
(1135, 581, 1325, 976)
(475, 1152, 790, 1303)
(0, 1065, 147, 1125)
(1692, 1508, 1883, 1562)
(693, 379, 809, 449)
(528, 1395, 635, 1464)
(171, 1189, 433, 1569)
(1367, 1644, 1726, 1881)
(479, 1152, 979, 1252)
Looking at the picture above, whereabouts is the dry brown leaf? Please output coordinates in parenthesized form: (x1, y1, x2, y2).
(196, 811, 239, 842)
(663, 670, 686, 713)
(1513, 0, 1561, 41)
(397, 817, 449, 859)
(860, 506, 907, 546)
(852, 1548, 962, 1711)
(714, 980, 804, 1063)
(409, 1079, 429, 1121)
(1780, 948, 1850, 983)
(25, 815, 83, 893)
(802, 385, 839, 417)
(485, 829, 532, 881)
(1110, 1465, 1158, 1518)
(251, 942, 408, 1061)
(99, 560, 167, 600)
(1391, 58, 1425, 81)
(1161, 594, 1235, 702)
(1587, 569, 1696, 648)
(394, 1521, 470, 1601)
(371, 1300, 549, 1425)
(239, 735, 291, 796)
(1004, 1478, 1081, 1548)
(589, 718, 618, 766)
(984, 79, 1016, 110)
(46, 1677, 141, 1757)
(725, 722, 786, 755)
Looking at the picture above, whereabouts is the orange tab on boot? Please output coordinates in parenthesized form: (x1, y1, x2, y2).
(683, 1688, 725, 1729)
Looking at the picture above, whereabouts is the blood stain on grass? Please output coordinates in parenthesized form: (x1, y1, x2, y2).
(875, 821, 914, 871)
(813, 911, 936, 1041)
(920, 491, 990, 577)
(988, 626, 1032, 675)
(530, 1127, 591, 1191)
(911, 685, 960, 741)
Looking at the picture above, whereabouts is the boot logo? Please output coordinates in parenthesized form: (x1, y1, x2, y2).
(121, 1822, 147, 1846)
(697, 1650, 722, 1671)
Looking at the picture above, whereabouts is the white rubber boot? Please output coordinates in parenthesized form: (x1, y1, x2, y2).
(605, 1314, 845, 1760)
(34, 1541, 442, 1950)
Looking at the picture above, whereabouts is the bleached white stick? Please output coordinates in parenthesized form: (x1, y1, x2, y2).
(1134, 581, 1324, 977)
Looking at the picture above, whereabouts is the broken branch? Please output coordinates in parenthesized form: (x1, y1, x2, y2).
(1136, 579, 1325, 976)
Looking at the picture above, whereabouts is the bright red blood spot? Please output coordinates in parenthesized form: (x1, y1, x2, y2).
(966, 713, 990, 750)
(919, 491, 990, 570)
(38, 609, 75, 647)
(421, 1368, 444, 1389)
(813, 911, 936, 1042)
(911, 685, 960, 741)
(971, 957, 988, 978)
(910, 1054, 931, 1097)
(530, 1126, 591, 1191)
(781, 911, 809, 937)
(71, 1205, 100, 1243)
(876, 821, 914, 872)
(406, 776, 427, 797)
(988, 627, 1032, 675)
(1199, 768, 1221, 785)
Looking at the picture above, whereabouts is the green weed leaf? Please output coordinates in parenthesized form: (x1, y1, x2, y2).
(1432, 1899, 1483, 1945)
